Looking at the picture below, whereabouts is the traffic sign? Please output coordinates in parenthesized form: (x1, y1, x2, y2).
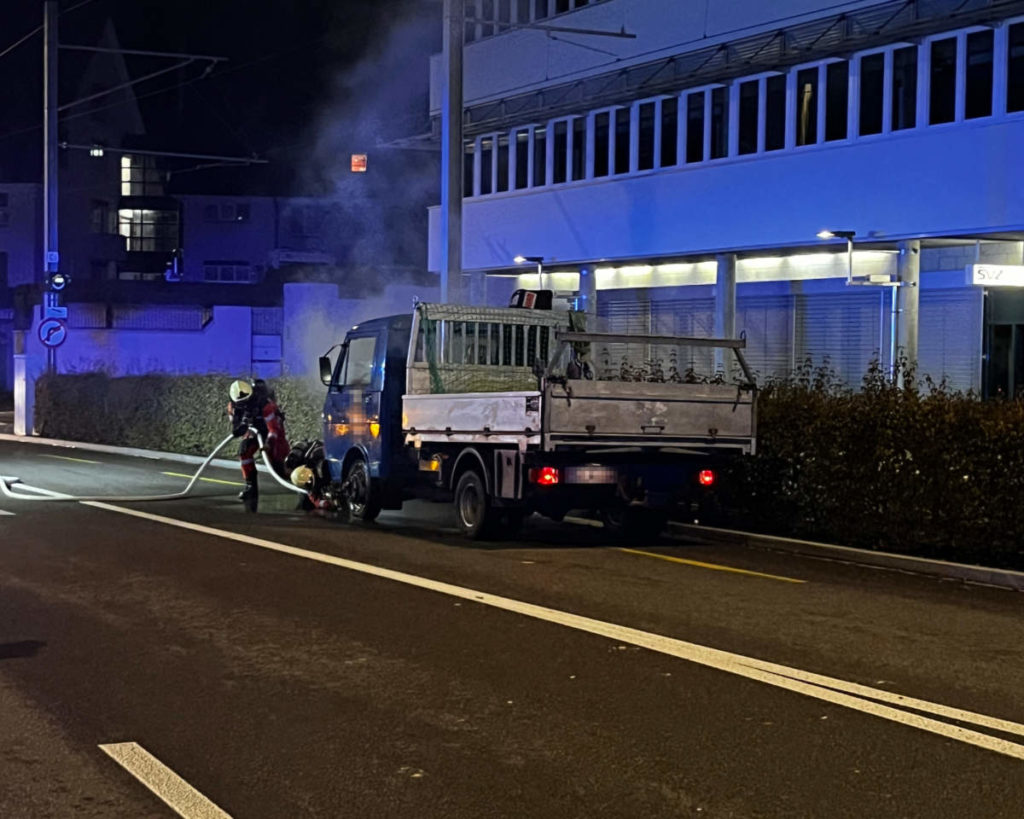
(38, 318, 67, 348)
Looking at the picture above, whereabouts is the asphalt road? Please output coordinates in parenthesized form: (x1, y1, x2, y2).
(1, 439, 1022, 818)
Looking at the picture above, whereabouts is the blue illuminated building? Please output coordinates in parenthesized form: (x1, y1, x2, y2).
(430, 0, 1024, 396)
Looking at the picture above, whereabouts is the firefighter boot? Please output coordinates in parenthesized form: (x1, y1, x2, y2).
(239, 480, 259, 513)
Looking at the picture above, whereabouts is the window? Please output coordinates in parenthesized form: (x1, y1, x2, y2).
(660, 97, 678, 166)
(738, 80, 759, 155)
(796, 67, 818, 145)
(965, 30, 994, 119)
(765, 75, 786, 151)
(710, 86, 729, 159)
(514, 129, 529, 189)
(342, 336, 377, 387)
(1010, 22, 1024, 113)
(859, 54, 885, 136)
(480, 136, 493, 195)
(614, 108, 630, 173)
(463, 141, 475, 197)
(120, 155, 164, 196)
(203, 261, 255, 283)
(480, 0, 495, 37)
(556, 0, 569, 12)
(464, 2, 475, 43)
(686, 92, 705, 163)
(496, 134, 510, 192)
(118, 208, 179, 252)
(534, 0, 548, 19)
(498, 0, 510, 28)
(571, 117, 586, 180)
(517, 0, 530, 23)
(553, 121, 568, 183)
(638, 101, 656, 169)
(930, 37, 957, 124)
(532, 126, 547, 186)
(594, 111, 610, 177)
(825, 62, 849, 141)
(892, 46, 918, 130)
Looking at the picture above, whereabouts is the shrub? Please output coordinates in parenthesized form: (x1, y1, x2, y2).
(720, 358, 1024, 569)
(35, 373, 322, 456)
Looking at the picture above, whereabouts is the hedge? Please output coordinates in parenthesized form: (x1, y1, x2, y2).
(719, 359, 1024, 570)
(34, 373, 323, 456)
(32, 364, 1024, 569)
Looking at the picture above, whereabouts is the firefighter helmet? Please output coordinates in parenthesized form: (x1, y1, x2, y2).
(290, 466, 314, 490)
(229, 379, 253, 403)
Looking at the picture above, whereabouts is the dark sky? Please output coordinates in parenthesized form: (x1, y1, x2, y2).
(0, 0, 442, 194)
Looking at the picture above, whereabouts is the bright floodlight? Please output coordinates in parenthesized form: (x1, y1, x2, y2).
(817, 229, 855, 240)
(816, 230, 835, 239)
(513, 255, 526, 263)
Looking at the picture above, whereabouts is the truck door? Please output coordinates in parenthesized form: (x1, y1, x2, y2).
(323, 330, 384, 479)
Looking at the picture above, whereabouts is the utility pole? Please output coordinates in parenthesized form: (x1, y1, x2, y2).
(440, 0, 464, 303)
(43, 0, 59, 374)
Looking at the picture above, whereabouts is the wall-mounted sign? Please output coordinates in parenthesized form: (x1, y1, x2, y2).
(968, 263, 1024, 287)
(350, 154, 367, 173)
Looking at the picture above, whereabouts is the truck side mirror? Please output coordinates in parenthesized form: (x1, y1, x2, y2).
(318, 355, 333, 385)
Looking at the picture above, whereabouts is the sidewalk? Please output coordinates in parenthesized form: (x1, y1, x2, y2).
(3, 430, 1023, 592)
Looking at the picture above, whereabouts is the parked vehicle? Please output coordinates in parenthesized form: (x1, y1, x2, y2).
(318, 298, 757, 539)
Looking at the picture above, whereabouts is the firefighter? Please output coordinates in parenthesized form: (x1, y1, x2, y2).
(285, 439, 336, 512)
(228, 378, 290, 512)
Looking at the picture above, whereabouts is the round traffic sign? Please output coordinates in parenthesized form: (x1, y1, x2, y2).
(38, 318, 67, 348)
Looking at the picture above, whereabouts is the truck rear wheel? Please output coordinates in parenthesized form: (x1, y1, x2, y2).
(454, 470, 497, 540)
(345, 459, 382, 522)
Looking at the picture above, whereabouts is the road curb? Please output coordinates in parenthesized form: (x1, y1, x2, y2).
(0, 432, 242, 472)
(670, 522, 1024, 592)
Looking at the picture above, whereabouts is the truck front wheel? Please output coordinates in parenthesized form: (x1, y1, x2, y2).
(345, 459, 382, 522)
(454, 470, 497, 540)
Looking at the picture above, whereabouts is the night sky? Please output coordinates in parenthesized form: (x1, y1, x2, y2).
(0, 0, 442, 195)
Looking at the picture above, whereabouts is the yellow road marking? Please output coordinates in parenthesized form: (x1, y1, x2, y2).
(40, 454, 100, 464)
(162, 471, 245, 487)
(617, 548, 806, 584)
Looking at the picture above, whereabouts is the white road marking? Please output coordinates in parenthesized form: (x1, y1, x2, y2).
(73, 499, 1024, 762)
(99, 742, 231, 818)
(0, 509, 13, 515)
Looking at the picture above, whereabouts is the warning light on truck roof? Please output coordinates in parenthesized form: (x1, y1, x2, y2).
(351, 154, 367, 173)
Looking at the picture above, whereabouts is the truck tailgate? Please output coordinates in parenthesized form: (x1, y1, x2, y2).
(544, 380, 755, 450)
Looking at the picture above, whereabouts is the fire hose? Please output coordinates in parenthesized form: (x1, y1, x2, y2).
(0, 429, 307, 503)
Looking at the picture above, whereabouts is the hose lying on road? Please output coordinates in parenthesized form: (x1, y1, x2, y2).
(0, 429, 308, 503)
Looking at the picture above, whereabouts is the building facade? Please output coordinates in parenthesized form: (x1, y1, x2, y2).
(428, 0, 1024, 394)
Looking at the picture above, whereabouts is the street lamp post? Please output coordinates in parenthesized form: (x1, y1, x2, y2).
(817, 228, 904, 382)
(514, 255, 545, 289)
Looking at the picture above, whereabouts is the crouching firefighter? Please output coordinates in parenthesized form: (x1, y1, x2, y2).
(285, 440, 334, 512)
(228, 379, 290, 512)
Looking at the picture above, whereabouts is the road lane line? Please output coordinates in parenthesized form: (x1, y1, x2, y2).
(99, 742, 231, 818)
(0, 509, 13, 515)
(618, 547, 806, 583)
(39, 453, 101, 464)
(78, 499, 1024, 761)
(163, 471, 245, 487)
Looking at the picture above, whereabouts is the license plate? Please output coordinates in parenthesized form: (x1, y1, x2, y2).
(564, 465, 618, 484)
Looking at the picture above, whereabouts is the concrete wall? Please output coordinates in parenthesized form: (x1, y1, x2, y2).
(430, 115, 1024, 272)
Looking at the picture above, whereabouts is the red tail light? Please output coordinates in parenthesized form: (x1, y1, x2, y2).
(529, 466, 560, 486)
(698, 469, 715, 486)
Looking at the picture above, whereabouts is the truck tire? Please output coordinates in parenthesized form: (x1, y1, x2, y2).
(454, 470, 497, 540)
(345, 459, 382, 522)
(600, 507, 667, 542)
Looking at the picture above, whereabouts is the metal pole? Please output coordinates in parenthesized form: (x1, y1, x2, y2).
(44, 0, 58, 374)
(889, 283, 899, 382)
(440, 0, 464, 303)
(846, 236, 853, 284)
(537, 261, 543, 290)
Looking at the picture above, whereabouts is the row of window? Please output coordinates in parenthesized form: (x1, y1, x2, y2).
(464, 0, 596, 43)
(202, 262, 261, 283)
(121, 155, 164, 197)
(118, 208, 178, 252)
(463, 20, 1024, 197)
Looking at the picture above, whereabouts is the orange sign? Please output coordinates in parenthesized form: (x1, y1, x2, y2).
(351, 154, 367, 173)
